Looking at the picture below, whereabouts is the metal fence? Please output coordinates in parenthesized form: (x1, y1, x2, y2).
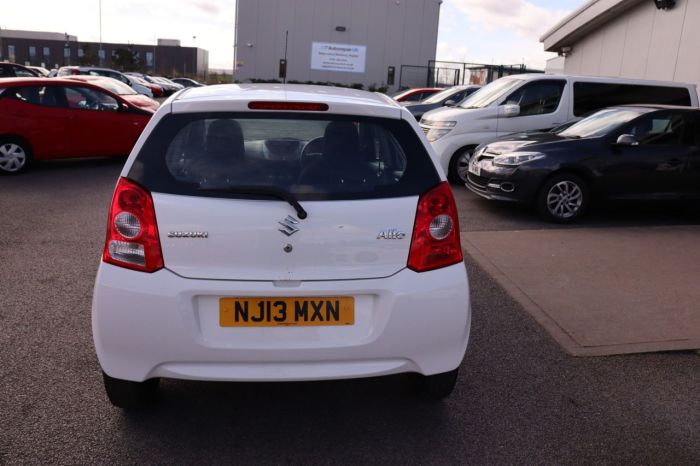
(398, 61, 543, 90)
(398, 65, 460, 90)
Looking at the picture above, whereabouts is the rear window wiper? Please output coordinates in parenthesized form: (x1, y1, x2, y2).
(197, 185, 308, 219)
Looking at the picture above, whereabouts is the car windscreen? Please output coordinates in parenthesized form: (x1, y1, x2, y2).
(459, 78, 522, 109)
(89, 78, 136, 96)
(421, 87, 460, 104)
(559, 108, 648, 139)
(128, 113, 440, 201)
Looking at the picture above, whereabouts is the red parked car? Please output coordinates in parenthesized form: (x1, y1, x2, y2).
(392, 87, 443, 103)
(64, 75, 160, 113)
(0, 78, 152, 174)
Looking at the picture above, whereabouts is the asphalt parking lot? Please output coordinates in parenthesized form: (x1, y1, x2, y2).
(1, 158, 699, 465)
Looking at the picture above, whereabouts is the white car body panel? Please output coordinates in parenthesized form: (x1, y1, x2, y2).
(93, 263, 470, 381)
(155, 194, 418, 281)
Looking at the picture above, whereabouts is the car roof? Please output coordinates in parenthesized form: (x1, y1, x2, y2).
(0, 77, 125, 99)
(498, 73, 695, 89)
(610, 104, 700, 112)
(60, 66, 122, 73)
(171, 83, 403, 118)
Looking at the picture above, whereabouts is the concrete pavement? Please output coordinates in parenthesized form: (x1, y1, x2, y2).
(462, 225, 700, 356)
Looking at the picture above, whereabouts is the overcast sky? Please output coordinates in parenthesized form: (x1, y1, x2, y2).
(2, 0, 586, 70)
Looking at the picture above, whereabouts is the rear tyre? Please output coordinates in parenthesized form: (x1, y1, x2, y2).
(448, 148, 474, 184)
(413, 368, 459, 401)
(0, 139, 31, 175)
(103, 372, 159, 409)
(536, 173, 589, 223)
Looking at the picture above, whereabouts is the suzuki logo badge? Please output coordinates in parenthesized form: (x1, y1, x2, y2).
(278, 215, 300, 236)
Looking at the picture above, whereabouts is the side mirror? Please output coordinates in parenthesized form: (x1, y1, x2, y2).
(615, 134, 639, 146)
(120, 102, 130, 112)
(501, 104, 520, 118)
(444, 100, 457, 107)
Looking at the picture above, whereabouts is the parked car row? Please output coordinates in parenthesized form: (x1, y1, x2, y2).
(1, 62, 205, 98)
(408, 74, 699, 222)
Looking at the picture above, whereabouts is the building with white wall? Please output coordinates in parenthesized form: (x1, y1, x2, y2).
(233, 0, 442, 92)
(541, 0, 700, 90)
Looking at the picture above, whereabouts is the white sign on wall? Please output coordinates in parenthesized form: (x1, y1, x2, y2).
(310, 42, 366, 73)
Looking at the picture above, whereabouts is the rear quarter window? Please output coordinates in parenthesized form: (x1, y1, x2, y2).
(128, 113, 440, 201)
(573, 82, 692, 116)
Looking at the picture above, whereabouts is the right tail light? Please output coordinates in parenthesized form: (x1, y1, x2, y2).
(407, 181, 463, 272)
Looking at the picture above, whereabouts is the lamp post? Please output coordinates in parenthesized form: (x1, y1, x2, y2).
(64, 33, 70, 66)
(192, 35, 197, 78)
(99, 0, 103, 66)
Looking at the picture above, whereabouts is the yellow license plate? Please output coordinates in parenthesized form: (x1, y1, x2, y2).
(219, 297, 355, 327)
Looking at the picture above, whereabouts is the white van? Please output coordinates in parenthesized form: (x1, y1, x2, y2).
(420, 74, 699, 182)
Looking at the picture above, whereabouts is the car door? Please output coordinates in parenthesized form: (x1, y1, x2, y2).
(497, 79, 568, 135)
(0, 85, 72, 159)
(602, 111, 694, 200)
(682, 114, 700, 199)
(61, 84, 148, 157)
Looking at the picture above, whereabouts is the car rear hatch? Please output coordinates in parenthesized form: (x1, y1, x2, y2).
(126, 105, 441, 281)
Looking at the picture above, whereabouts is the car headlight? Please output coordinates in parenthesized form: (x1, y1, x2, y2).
(492, 152, 545, 167)
(426, 128, 452, 142)
(421, 120, 457, 128)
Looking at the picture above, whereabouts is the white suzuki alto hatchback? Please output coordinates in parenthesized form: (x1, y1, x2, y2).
(92, 84, 471, 408)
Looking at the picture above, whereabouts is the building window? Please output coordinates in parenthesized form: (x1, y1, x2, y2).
(8, 45, 15, 62)
(29, 46, 36, 58)
(64, 48, 70, 58)
(78, 48, 84, 58)
(146, 51, 153, 67)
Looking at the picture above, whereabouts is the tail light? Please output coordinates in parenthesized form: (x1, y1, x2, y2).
(407, 181, 463, 272)
(103, 177, 164, 273)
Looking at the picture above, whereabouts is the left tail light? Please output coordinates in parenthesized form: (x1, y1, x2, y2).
(103, 177, 164, 273)
(407, 181, 463, 272)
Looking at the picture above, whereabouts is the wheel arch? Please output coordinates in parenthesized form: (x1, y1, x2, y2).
(0, 134, 34, 155)
(538, 166, 599, 197)
(448, 144, 480, 182)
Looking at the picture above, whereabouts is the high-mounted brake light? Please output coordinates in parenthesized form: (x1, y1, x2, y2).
(103, 177, 164, 273)
(247, 101, 329, 111)
(407, 181, 463, 272)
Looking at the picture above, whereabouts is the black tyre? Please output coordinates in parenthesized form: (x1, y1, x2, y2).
(413, 368, 459, 401)
(0, 139, 31, 174)
(448, 147, 475, 184)
(536, 173, 589, 223)
(103, 372, 159, 409)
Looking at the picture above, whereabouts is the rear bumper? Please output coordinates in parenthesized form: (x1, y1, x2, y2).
(92, 263, 471, 382)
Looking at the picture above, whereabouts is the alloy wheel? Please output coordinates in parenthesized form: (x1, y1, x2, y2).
(546, 180, 583, 219)
(0, 143, 27, 173)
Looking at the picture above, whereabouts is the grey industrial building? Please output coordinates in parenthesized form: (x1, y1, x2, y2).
(541, 0, 700, 90)
(0, 29, 209, 78)
(233, 0, 442, 92)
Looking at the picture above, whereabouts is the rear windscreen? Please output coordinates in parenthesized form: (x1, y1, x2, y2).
(128, 113, 440, 200)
